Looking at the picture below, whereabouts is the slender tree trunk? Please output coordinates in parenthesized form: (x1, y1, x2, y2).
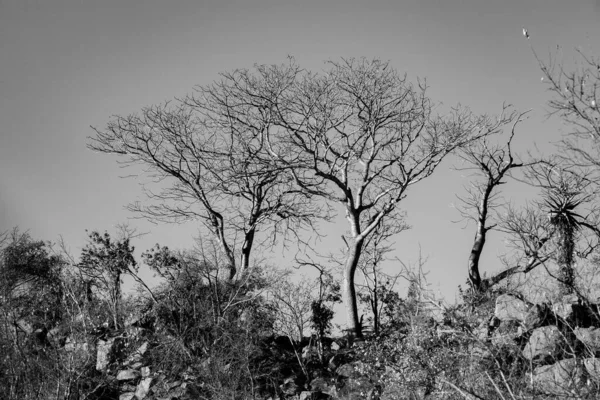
(372, 266, 379, 335)
(468, 187, 492, 291)
(468, 227, 486, 291)
(240, 228, 256, 278)
(557, 224, 575, 296)
(343, 239, 364, 339)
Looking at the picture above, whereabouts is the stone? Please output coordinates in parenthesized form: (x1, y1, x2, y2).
(574, 327, 600, 354)
(96, 338, 117, 371)
(523, 303, 552, 331)
(298, 391, 322, 400)
(117, 369, 141, 381)
(490, 320, 521, 347)
(135, 377, 153, 399)
(125, 341, 149, 365)
(330, 340, 340, 351)
(584, 357, 600, 382)
(141, 366, 151, 378)
(495, 294, 529, 323)
(552, 302, 574, 321)
(523, 326, 565, 362)
(532, 359, 585, 396)
(119, 393, 135, 400)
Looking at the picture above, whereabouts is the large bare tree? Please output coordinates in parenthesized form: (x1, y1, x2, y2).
(264, 58, 513, 337)
(90, 65, 317, 281)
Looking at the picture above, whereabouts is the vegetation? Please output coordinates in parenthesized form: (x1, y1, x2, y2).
(3, 52, 600, 399)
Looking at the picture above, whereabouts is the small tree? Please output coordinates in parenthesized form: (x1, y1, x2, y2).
(78, 230, 137, 329)
(355, 221, 406, 335)
(268, 275, 313, 342)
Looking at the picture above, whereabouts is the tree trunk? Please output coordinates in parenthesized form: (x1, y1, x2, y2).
(468, 187, 492, 292)
(240, 228, 256, 278)
(468, 227, 486, 291)
(343, 239, 364, 339)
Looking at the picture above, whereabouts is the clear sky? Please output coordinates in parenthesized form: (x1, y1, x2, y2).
(1, 0, 600, 303)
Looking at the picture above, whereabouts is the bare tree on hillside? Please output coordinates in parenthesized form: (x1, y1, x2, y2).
(90, 62, 319, 281)
(455, 110, 538, 291)
(264, 58, 514, 337)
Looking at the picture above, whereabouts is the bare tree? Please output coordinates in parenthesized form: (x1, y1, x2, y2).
(90, 65, 318, 281)
(537, 48, 600, 172)
(455, 110, 536, 291)
(496, 204, 554, 288)
(264, 58, 513, 337)
(268, 274, 313, 342)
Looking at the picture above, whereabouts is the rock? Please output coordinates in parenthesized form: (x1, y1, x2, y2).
(523, 303, 552, 331)
(495, 294, 529, 323)
(584, 357, 600, 382)
(523, 326, 565, 362)
(117, 369, 141, 381)
(298, 391, 324, 400)
(119, 393, 135, 400)
(141, 366, 151, 378)
(310, 377, 331, 392)
(135, 377, 153, 399)
(96, 337, 117, 371)
(552, 302, 574, 321)
(532, 359, 585, 396)
(130, 362, 143, 370)
(490, 320, 521, 347)
(574, 327, 600, 354)
(330, 341, 340, 351)
(125, 341, 149, 365)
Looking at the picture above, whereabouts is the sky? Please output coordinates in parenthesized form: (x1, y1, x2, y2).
(1, 0, 600, 311)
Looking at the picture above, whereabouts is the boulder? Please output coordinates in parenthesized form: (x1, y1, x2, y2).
(490, 320, 521, 347)
(96, 337, 117, 371)
(119, 393, 135, 400)
(523, 326, 566, 362)
(523, 303, 552, 331)
(584, 357, 600, 382)
(495, 294, 529, 323)
(532, 359, 585, 397)
(135, 377, 153, 399)
(574, 327, 600, 354)
(299, 391, 325, 400)
(141, 366, 151, 378)
(117, 369, 141, 381)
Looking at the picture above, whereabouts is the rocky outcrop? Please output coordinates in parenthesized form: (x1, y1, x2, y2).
(493, 294, 600, 397)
